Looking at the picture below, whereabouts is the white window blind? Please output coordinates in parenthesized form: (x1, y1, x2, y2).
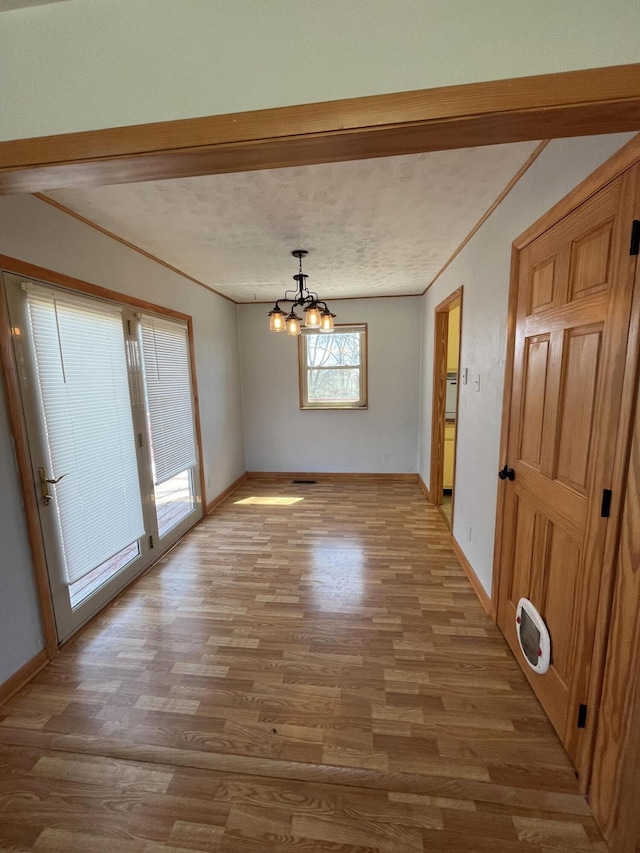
(139, 314, 197, 485)
(25, 285, 145, 586)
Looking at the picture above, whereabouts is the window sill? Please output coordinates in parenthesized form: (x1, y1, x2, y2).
(300, 404, 368, 411)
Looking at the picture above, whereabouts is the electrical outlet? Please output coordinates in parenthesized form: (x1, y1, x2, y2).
(473, 373, 481, 392)
(382, 452, 390, 463)
(462, 367, 468, 385)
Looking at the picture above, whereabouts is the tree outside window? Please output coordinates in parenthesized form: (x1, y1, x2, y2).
(299, 325, 367, 409)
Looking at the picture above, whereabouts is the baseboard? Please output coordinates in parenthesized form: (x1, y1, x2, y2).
(450, 535, 495, 619)
(417, 473, 431, 501)
(0, 648, 50, 706)
(246, 472, 418, 481)
(206, 472, 248, 514)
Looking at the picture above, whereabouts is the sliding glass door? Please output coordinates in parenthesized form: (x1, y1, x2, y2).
(139, 314, 200, 543)
(4, 274, 202, 641)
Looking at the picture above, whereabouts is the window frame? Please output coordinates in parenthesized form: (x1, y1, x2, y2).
(2, 269, 204, 646)
(298, 323, 368, 410)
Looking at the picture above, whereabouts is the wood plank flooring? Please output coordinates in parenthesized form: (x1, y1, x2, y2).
(0, 478, 605, 852)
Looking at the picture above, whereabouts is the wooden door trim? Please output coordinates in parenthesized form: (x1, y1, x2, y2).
(572, 166, 640, 788)
(429, 287, 462, 511)
(186, 318, 207, 519)
(492, 149, 640, 840)
(495, 171, 640, 783)
(492, 134, 640, 612)
(490, 245, 521, 608)
(0, 255, 194, 322)
(430, 310, 447, 507)
(515, 132, 640, 249)
(0, 255, 208, 657)
(1, 64, 639, 194)
(0, 280, 58, 660)
(588, 182, 640, 852)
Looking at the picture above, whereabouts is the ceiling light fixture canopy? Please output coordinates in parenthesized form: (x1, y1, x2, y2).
(267, 250, 336, 336)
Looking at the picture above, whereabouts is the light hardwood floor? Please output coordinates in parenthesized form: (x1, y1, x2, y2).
(0, 478, 605, 852)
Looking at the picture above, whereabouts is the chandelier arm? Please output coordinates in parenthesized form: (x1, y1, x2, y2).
(268, 250, 337, 335)
(293, 293, 315, 306)
(275, 296, 330, 309)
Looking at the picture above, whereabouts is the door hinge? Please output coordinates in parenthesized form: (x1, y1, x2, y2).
(601, 489, 612, 518)
(138, 432, 143, 448)
(630, 220, 640, 256)
(577, 703, 588, 729)
(149, 535, 154, 549)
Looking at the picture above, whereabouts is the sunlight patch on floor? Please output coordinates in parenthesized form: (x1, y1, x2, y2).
(234, 496, 304, 506)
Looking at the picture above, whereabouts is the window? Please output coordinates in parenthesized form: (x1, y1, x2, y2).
(139, 314, 199, 538)
(299, 324, 367, 409)
(25, 285, 145, 587)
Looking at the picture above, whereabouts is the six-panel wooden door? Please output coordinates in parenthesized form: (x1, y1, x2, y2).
(497, 166, 639, 774)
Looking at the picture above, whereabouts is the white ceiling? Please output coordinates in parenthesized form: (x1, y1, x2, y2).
(45, 141, 541, 302)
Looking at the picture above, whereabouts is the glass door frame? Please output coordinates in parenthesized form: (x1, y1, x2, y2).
(2, 271, 203, 643)
(136, 312, 203, 550)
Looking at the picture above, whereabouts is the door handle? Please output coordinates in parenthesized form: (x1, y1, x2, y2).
(44, 473, 67, 485)
(498, 465, 515, 481)
(38, 467, 67, 505)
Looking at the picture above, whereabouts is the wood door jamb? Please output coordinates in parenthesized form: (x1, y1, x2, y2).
(0, 275, 58, 660)
(491, 143, 640, 844)
(430, 287, 462, 513)
(492, 133, 640, 621)
(0, 258, 209, 665)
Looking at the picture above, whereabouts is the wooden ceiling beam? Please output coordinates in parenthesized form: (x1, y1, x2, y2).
(1, 64, 639, 194)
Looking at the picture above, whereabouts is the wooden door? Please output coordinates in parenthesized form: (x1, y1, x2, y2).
(497, 167, 639, 774)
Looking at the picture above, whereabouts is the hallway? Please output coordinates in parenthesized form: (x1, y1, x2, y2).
(0, 478, 604, 851)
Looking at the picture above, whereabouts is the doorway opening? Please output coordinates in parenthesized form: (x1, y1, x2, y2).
(430, 287, 462, 528)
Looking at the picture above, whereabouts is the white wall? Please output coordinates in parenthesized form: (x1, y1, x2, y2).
(418, 132, 636, 596)
(0, 193, 245, 683)
(1, 0, 639, 140)
(240, 298, 422, 473)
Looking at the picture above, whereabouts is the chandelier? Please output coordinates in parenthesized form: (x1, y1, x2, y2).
(267, 250, 336, 336)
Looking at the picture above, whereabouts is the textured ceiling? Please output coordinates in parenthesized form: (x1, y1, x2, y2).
(46, 141, 541, 302)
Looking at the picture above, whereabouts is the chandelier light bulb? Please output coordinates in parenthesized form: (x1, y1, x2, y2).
(268, 305, 285, 332)
(305, 304, 321, 329)
(320, 309, 335, 333)
(285, 312, 302, 336)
